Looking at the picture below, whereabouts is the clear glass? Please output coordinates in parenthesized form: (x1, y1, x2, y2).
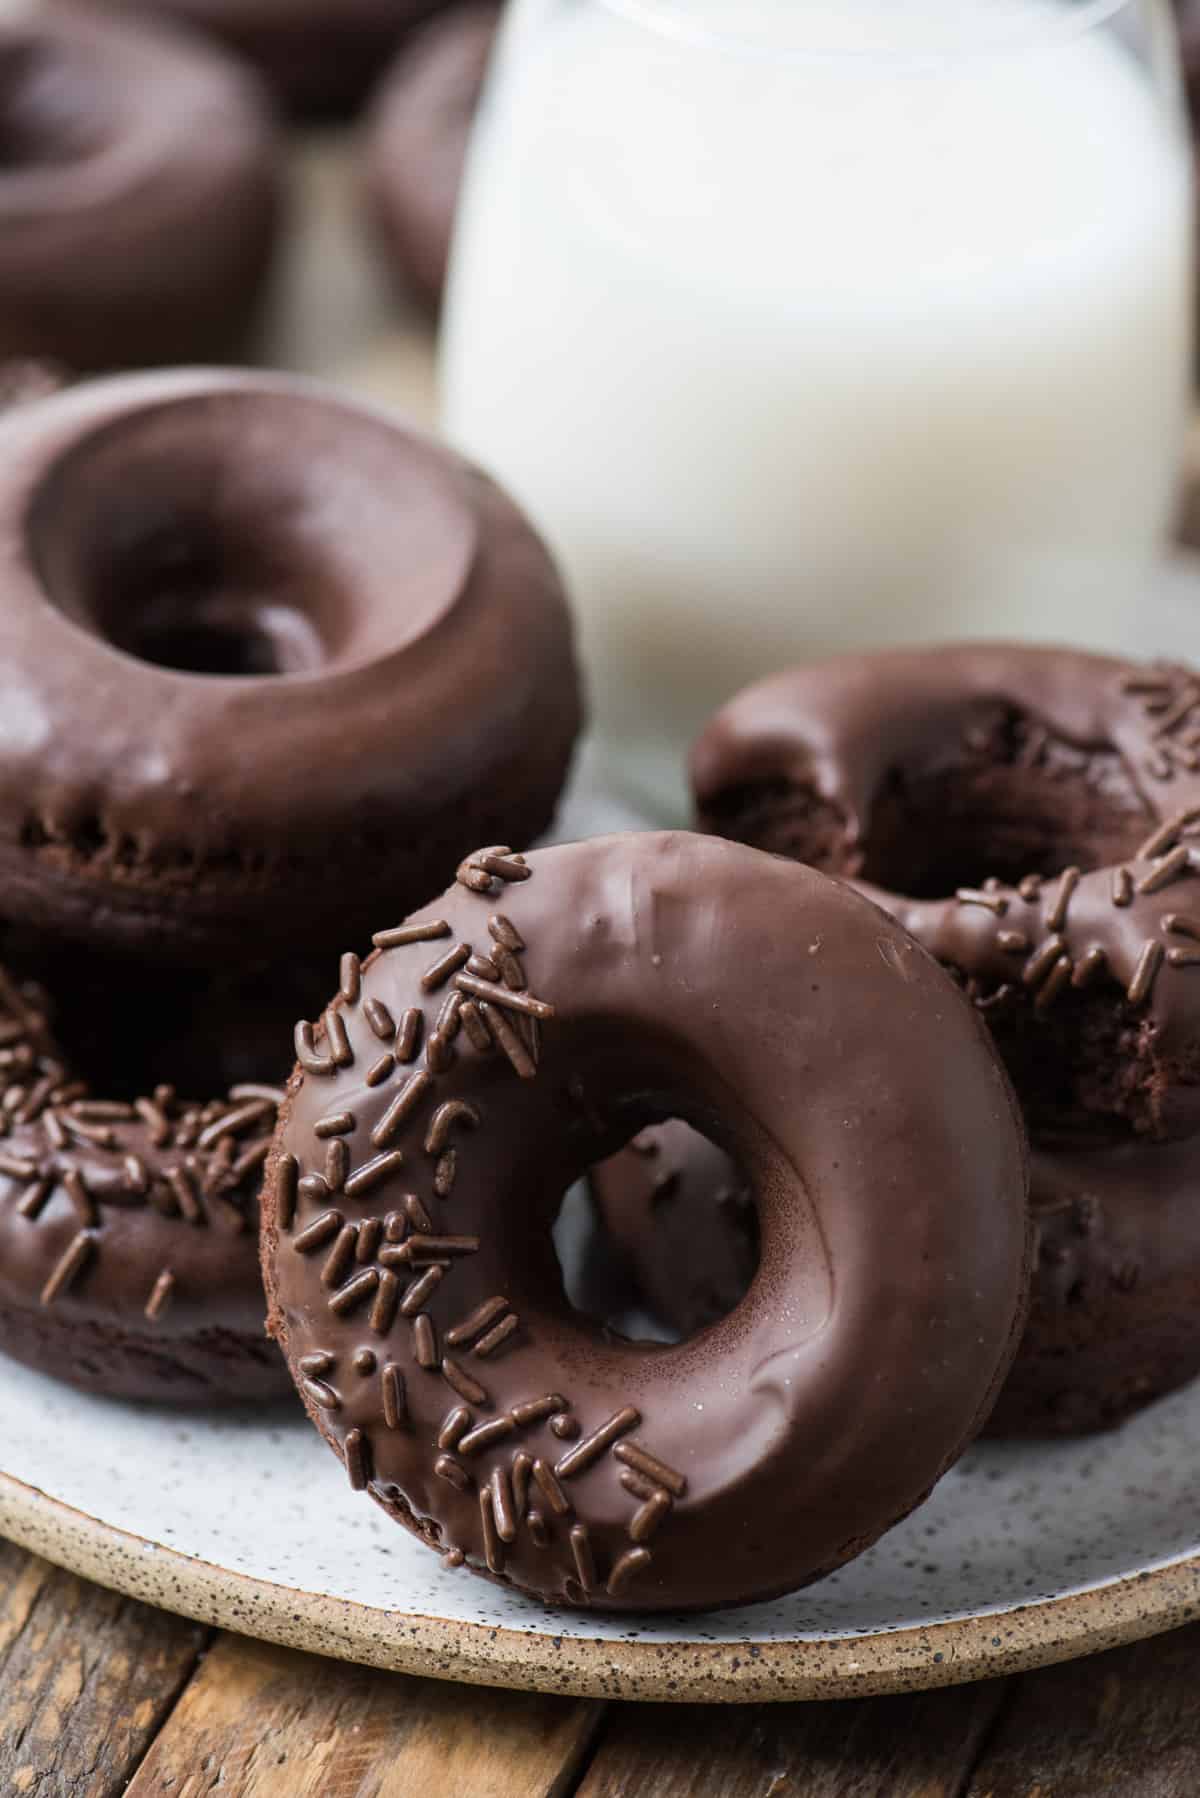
(441, 0, 1194, 821)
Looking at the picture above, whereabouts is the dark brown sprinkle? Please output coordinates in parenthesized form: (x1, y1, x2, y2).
(40, 1228, 94, 1305)
(421, 944, 471, 993)
(629, 1490, 673, 1544)
(401, 1265, 447, 1315)
(298, 1172, 331, 1208)
(453, 974, 554, 1022)
(339, 952, 362, 1006)
(370, 1269, 401, 1335)
(370, 1071, 431, 1148)
(1071, 946, 1108, 988)
(329, 1268, 380, 1316)
(0, 1151, 38, 1180)
(413, 1313, 438, 1369)
(955, 887, 1008, 916)
(618, 1467, 661, 1505)
(458, 1002, 492, 1053)
(299, 1351, 334, 1376)
(356, 1218, 383, 1264)
(490, 1465, 518, 1543)
(59, 1107, 114, 1144)
(1017, 874, 1043, 902)
(475, 1314, 520, 1359)
(134, 1095, 172, 1144)
(392, 1234, 480, 1262)
(1164, 913, 1200, 941)
(1138, 844, 1192, 895)
(343, 1150, 405, 1201)
(123, 1154, 151, 1195)
(382, 1363, 407, 1430)
(556, 1407, 641, 1479)
(435, 1454, 470, 1492)
(230, 1083, 286, 1106)
(1167, 946, 1200, 967)
(446, 1296, 509, 1349)
(196, 1099, 273, 1152)
(404, 1192, 434, 1233)
(314, 1111, 356, 1139)
(1045, 867, 1081, 933)
(345, 1428, 370, 1492)
(532, 1459, 571, 1517)
(301, 1377, 340, 1412)
(606, 1546, 652, 1598)
(424, 1031, 456, 1076)
(365, 999, 396, 1043)
(1127, 940, 1165, 1007)
(41, 1110, 69, 1151)
(569, 1523, 596, 1592)
(1137, 806, 1200, 861)
(1112, 867, 1135, 908)
(441, 1548, 465, 1570)
(480, 1486, 505, 1574)
(613, 1441, 687, 1498)
(433, 1151, 457, 1197)
(458, 866, 492, 894)
(294, 1021, 335, 1077)
(467, 952, 502, 983)
(425, 1100, 482, 1156)
(438, 1405, 473, 1450)
(321, 1225, 360, 1289)
(491, 948, 526, 994)
(365, 1053, 395, 1088)
(233, 1139, 271, 1182)
(527, 1508, 549, 1549)
(294, 1208, 344, 1254)
(550, 1414, 580, 1441)
(324, 1009, 353, 1070)
(512, 1452, 532, 1520)
(17, 1177, 52, 1219)
(384, 1209, 407, 1243)
(354, 1348, 377, 1374)
(144, 1269, 176, 1323)
(478, 1002, 535, 1080)
(69, 1100, 133, 1122)
(373, 920, 451, 950)
(459, 1416, 516, 1456)
(168, 1166, 203, 1225)
(434, 988, 465, 1040)
(324, 1139, 350, 1192)
(1033, 957, 1073, 1014)
(63, 1168, 96, 1227)
(442, 1357, 490, 1406)
(1022, 935, 1067, 989)
(512, 1394, 566, 1427)
(395, 1009, 423, 1064)
(478, 852, 531, 884)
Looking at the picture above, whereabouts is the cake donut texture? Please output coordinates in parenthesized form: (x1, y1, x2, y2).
(0, 965, 287, 1401)
(261, 832, 1029, 1612)
(0, 368, 581, 969)
(693, 644, 1200, 1434)
(0, 1, 280, 370)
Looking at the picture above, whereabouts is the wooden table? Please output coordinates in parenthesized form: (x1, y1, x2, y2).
(2, 1535, 1197, 1796)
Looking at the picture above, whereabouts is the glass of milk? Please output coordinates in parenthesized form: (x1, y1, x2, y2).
(441, 0, 1194, 821)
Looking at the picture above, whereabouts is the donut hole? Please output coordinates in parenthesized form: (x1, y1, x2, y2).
(556, 1121, 760, 1345)
(27, 390, 474, 680)
(0, 39, 110, 171)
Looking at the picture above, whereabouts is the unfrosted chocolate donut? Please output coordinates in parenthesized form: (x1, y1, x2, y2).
(0, 964, 287, 1401)
(0, 368, 581, 971)
(261, 832, 1028, 1613)
(693, 644, 1200, 1434)
(363, 4, 499, 314)
(0, 2, 280, 370)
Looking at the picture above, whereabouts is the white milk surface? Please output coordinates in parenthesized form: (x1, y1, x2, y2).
(442, 0, 1193, 818)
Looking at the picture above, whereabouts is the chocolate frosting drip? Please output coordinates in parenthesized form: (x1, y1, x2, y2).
(0, 368, 581, 966)
(263, 832, 1028, 1613)
(0, 964, 287, 1402)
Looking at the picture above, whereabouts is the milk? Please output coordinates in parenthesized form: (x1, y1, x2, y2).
(442, 0, 1193, 820)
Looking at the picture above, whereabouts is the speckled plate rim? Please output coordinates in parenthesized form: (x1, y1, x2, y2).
(2, 1466, 1198, 1702)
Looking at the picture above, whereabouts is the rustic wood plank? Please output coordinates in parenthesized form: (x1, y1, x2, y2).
(966, 1623, 1200, 1797)
(124, 1631, 604, 1798)
(0, 1539, 207, 1798)
(575, 1677, 1010, 1797)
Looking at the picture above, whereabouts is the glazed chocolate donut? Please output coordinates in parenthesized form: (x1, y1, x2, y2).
(0, 964, 287, 1401)
(0, 2, 280, 371)
(363, 4, 499, 315)
(261, 831, 1029, 1613)
(99, 0, 452, 117)
(0, 368, 580, 970)
(692, 644, 1200, 1434)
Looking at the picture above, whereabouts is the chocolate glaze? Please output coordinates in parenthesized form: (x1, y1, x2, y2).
(693, 643, 1200, 1433)
(0, 2, 281, 370)
(0, 368, 581, 968)
(0, 965, 287, 1402)
(262, 832, 1029, 1613)
(98, 0, 454, 117)
(364, 4, 499, 315)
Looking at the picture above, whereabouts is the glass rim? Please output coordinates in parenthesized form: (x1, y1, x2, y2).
(590, 0, 1141, 62)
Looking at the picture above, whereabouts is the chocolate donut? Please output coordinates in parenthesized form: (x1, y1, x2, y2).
(0, 368, 580, 970)
(363, 4, 499, 315)
(0, 2, 280, 371)
(99, 0, 452, 117)
(0, 964, 287, 1402)
(692, 644, 1200, 1434)
(261, 832, 1029, 1613)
